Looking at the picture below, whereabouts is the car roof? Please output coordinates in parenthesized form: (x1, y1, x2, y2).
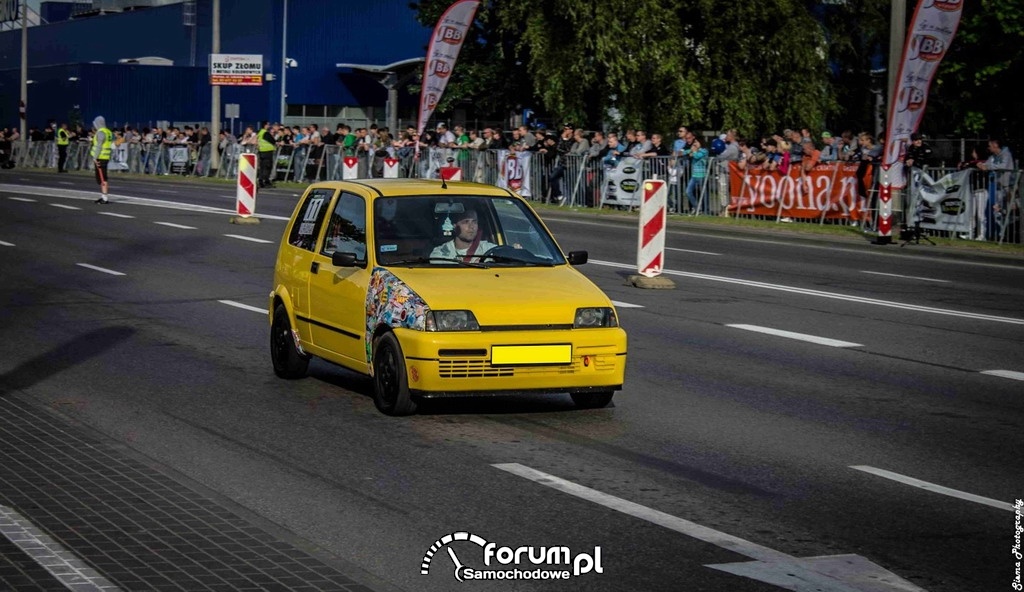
(307, 178, 516, 199)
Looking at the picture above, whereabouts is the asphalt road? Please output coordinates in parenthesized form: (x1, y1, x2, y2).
(0, 170, 1021, 592)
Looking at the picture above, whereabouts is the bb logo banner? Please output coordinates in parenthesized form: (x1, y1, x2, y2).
(421, 532, 603, 582)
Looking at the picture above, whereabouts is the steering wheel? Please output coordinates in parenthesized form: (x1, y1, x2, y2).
(479, 244, 539, 263)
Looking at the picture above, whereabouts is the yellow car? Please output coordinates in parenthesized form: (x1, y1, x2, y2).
(269, 179, 627, 415)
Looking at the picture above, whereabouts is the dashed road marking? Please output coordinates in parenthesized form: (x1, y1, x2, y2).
(154, 221, 197, 230)
(861, 271, 950, 283)
(219, 300, 268, 314)
(50, 203, 81, 210)
(980, 369, 1024, 382)
(589, 259, 1024, 326)
(224, 234, 273, 244)
(611, 300, 644, 309)
(850, 465, 1014, 511)
(0, 240, 14, 247)
(76, 263, 126, 276)
(726, 324, 862, 348)
(57, 181, 75, 186)
(7, 196, 35, 202)
(97, 212, 135, 219)
(666, 247, 722, 256)
(0, 503, 123, 592)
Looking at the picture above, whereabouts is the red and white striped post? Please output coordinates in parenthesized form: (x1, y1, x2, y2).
(236, 153, 257, 216)
(230, 153, 260, 225)
(637, 179, 667, 277)
(626, 179, 675, 288)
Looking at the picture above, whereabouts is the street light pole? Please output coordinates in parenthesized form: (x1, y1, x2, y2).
(210, 0, 221, 172)
(280, 0, 288, 123)
(20, 0, 28, 155)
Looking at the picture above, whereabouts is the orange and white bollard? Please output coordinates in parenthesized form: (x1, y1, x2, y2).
(230, 153, 260, 225)
(627, 179, 675, 288)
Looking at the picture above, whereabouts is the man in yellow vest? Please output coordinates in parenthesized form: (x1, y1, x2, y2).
(91, 116, 113, 204)
(56, 122, 73, 173)
(257, 121, 279, 189)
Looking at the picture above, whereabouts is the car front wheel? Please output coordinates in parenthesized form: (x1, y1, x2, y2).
(570, 390, 614, 409)
(271, 304, 309, 379)
(372, 332, 417, 416)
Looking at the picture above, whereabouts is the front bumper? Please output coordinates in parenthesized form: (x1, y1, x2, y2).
(393, 327, 627, 397)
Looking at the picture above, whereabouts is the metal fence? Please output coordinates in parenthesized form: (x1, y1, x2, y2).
(9, 139, 1022, 244)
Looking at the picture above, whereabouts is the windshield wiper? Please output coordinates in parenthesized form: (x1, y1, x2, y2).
(480, 254, 555, 266)
(386, 256, 489, 268)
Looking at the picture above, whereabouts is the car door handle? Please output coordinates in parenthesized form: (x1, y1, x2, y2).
(310, 261, 319, 274)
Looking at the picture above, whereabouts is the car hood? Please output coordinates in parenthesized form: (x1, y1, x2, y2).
(387, 265, 613, 326)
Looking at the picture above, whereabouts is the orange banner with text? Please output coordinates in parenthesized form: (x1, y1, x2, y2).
(727, 162, 872, 221)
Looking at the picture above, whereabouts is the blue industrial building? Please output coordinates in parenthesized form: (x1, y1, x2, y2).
(0, 0, 431, 132)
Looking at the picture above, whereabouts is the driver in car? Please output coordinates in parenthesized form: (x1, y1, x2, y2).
(430, 208, 498, 262)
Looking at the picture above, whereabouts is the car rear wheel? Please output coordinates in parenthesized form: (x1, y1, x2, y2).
(271, 304, 309, 379)
(570, 390, 614, 409)
(373, 332, 417, 416)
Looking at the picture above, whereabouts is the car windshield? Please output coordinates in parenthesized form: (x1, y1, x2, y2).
(373, 195, 567, 267)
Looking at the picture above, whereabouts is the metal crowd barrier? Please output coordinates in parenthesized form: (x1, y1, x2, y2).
(8, 139, 1020, 243)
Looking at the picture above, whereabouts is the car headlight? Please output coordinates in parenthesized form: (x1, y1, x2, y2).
(425, 310, 480, 332)
(574, 307, 618, 328)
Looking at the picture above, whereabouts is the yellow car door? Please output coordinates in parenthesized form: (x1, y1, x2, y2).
(307, 191, 371, 369)
(278, 186, 336, 340)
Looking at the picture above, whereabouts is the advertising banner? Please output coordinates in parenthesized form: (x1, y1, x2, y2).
(602, 158, 644, 208)
(727, 162, 866, 220)
(908, 168, 972, 233)
(416, 0, 480, 137)
(210, 54, 264, 86)
(882, 0, 964, 189)
(496, 150, 532, 198)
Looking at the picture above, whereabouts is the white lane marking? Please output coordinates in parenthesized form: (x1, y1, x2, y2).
(980, 369, 1024, 382)
(219, 194, 236, 199)
(219, 300, 268, 314)
(850, 466, 1014, 512)
(154, 221, 197, 230)
(861, 270, 950, 283)
(590, 258, 1024, 326)
(50, 203, 81, 210)
(224, 234, 273, 244)
(496, 463, 926, 591)
(97, 211, 135, 219)
(76, 263, 125, 276)
(0, 185, 291, 221)
(726, 324, 862, 348)
(8, 196, 35, 202)
(0, 504, 123, 591)
(494, 463, 789, 562)
(57, 181, 75, 186)
(666, 247, 722, 256)
(611, 300, 644, 309)
(547, 215, 1024, 271)
(156, 189, 178, 193)
(0, 240, 14, 247)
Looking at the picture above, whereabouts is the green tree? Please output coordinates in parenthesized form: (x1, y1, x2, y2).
(930, 0, 1024, 139)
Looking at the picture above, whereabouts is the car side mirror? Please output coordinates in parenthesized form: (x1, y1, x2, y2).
(567, 250, 588, 265)
(332, 251, 358, 267)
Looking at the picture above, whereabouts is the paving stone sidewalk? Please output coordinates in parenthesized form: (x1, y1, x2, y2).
(0, 396, 378, 592)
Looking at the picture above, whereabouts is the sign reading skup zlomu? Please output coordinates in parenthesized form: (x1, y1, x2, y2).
(209, 54, 263, 86)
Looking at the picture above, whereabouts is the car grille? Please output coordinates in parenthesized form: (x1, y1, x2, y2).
(437, 356, 616, 379)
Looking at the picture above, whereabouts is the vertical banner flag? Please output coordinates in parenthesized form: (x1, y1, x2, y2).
(880, 0, 963, 225)
(416, 0, 480, 144)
